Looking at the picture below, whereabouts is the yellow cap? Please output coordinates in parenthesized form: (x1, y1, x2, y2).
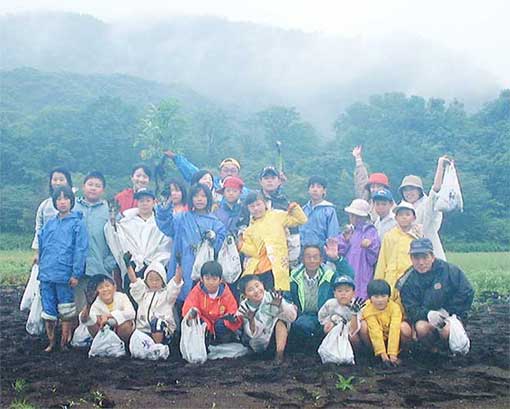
(219, 157, 241, 170)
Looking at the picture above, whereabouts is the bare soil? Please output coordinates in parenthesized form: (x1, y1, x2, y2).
(1, 286, 509, 409)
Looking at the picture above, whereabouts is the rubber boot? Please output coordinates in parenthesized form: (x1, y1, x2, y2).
(44, 320, 57, 353)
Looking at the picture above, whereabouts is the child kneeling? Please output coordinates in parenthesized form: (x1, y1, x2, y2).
(125, 255, 182, 344)
(237, 275, 297, 363)
(318, 275, 364, 348)
(79, 275, 135, 344)
(182, 261, 242, 346)
(360, 279, 412, 367)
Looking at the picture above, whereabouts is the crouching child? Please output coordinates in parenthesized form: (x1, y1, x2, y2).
(360, 279, 412, 367)
(318, 275, 364, 348)
(182, 261, 242, 346)
(237, 275, 297, 364)
(125, 254, 183, 344)
(79, 275, 135, 344)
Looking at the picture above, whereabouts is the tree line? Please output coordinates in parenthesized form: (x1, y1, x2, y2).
(1, 69, 508, 251)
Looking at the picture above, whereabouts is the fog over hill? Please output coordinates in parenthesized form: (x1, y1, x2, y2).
(1, 12, 503, 133)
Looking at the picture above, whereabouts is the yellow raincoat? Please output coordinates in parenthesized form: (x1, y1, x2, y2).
(240, 205, 307, 291)
(374, 225, 422, 305)
(362, 299, 402, 357)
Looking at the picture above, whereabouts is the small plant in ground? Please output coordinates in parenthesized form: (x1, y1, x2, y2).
(9, 399, 35, 409)
(335, 374, 355, 391)
(12, 379, 28, 395)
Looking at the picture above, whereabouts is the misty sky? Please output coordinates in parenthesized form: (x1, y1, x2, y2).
(2, 0, 509, 84)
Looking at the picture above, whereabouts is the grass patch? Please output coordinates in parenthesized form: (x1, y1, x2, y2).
(0, 251, 33, 285)
(447, 252, 510, 297)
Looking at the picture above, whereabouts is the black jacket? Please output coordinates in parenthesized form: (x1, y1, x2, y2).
(399, 259, 474, 324)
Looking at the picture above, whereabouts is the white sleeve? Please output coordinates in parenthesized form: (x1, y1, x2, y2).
(129, 278, 147, 303)
(277, 299, 297, 323)
(165, 277, 183, 304)
(422, 190, 443, 235)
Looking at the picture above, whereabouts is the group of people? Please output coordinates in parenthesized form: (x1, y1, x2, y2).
(31, 146, 474, 366)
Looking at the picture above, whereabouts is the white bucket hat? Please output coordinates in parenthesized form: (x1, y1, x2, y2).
(344, 199, 371, 217)
(393, 201, 416, 215)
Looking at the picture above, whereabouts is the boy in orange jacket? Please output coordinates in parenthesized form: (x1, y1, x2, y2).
(182, 261, 242, 345)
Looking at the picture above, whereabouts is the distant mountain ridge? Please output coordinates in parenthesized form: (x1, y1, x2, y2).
(0, 12, 503, 132)
(0, 67, 210, 118)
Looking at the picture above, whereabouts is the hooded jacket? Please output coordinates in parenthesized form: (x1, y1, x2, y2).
(182, 282, 242, 334)
(129, 266, 183, 334)
(38, 211, 88, 283)
(80, 291, 135, 328)
(300, 200, 340, 249)
(399, 259, 474, 324)
(109, 207, 171, 273)
(240, 206, 307, 291)
(288, 265, 335, 313)
(337, 222, 381, 299)
(74, 198, 117, 277)
(213, 201, 243, 236)
(155, 204, 227, 302)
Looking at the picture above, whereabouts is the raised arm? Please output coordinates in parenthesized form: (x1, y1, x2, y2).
(154, 202, 175, 238)
(164, 150, 199, 184)
(352, 146, 370, 201)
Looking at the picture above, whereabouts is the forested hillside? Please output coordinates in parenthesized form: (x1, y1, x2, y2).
(1, 68, 508, 250)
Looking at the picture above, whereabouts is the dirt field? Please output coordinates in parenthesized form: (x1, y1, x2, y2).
(1, 286, 509, 409)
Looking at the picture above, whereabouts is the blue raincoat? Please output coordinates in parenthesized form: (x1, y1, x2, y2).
(155, 204, 226, 301)
(38, 211, 89, 283)
(299, 200, 340, 249)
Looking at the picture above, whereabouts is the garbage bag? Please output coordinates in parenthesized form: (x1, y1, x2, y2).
(217, 235, 242, 283)
(207, 342, 250, 360)
(448, 314, 470, 355)
(20, 264, 39, 312)
(129, 329, 169, 360)
(26, 284, 44, 336)
(318, 322, 355, 365)
(191, 239, 215, 281)
(71, 323, 93, 348)
(435, 162, 463, 212)
(88, 326, 126, 358)
(180, 312, 207, 364)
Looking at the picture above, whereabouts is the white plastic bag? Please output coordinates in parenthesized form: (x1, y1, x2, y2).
(180, 313, 208, 364)
(447, 315, 470, 355)
(20, 264, 39, 311)
(26, 284, 44, 336)
(88, 326, 126, 358)
(191, 240, 215, 281)
(217, 235, 242, 283)
(435, 162, 463, 212)
(71, 323, 93, 348)
(207, 342, 250, 360)
(427, 309, 449, 329)
(318, 322, 355, 365)
(129, 329, 169, 360)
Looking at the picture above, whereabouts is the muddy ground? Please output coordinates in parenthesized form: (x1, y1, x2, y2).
(1, 286, 509, 409)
